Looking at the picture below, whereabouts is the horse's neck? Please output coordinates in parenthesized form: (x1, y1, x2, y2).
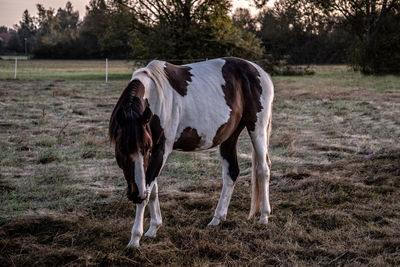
(134, 69, 180, 146)
(142, 75, 176, 130)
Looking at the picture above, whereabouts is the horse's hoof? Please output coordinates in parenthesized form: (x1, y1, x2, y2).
(207, 217, 221, 226)
(127, 240, 140, 248)
(258, 217, 268, 225)
(144, 229, 157, 238)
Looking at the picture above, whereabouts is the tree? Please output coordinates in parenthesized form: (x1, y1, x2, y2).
(115, 0, 264, 60)
(0, 26, 10, 53)
(80, 0, 147, 58)
(7, 0, 263, 60)
(256, 0, 350, 64)
(6, 33, 23, 53)
(79, 0, 109, 58)
(254, 0, 400, 73)
(0, 26, 8, 33)
(17, 10, 37, 38)
(14, 10, 37, 54)
(232, 8, 257, 32)
(34, 2, 82, 58)
(99, 1, 145, 58)
(314, 0, 400, 73)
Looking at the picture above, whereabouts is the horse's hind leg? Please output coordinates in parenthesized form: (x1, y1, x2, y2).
(208, 126, 243, 226)
(145, 181, 162, 237)
(248, 118, 272, 224)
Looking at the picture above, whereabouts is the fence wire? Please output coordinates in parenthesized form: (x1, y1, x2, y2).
(0, 59, 145, 81)
(0, 58, 272, 81)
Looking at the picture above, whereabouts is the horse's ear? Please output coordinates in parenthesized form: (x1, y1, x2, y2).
(142, 106, 152, 124)
(116, 108, 126, 125)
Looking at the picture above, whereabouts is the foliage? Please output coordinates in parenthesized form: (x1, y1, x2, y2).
(33, 2, 81, 58)
(78, 0, 109, 58)
(256, 0, 352, 64)
(1, 0, 264, 61)
(79, 0, 148, 59)
(1, 0, 398, 74)
(232, 8, 258, 32)
(6, 10, 37, 54)
(252, 0, 400, 73)
(116, 0, 264, 60)
(310, 0, 400, 73)
(0, 26, 9, 33)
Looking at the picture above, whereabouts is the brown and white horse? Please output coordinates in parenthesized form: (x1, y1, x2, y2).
(109, 57, 274, 247)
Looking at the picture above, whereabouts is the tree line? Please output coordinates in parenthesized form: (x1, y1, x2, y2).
(0, 0, 399, 74)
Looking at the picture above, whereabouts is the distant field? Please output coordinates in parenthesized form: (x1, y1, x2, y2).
(0, 65, 399, 265)
(0, 59, 142, 80)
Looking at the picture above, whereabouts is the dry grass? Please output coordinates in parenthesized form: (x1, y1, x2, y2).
(0, 65, 399, 265)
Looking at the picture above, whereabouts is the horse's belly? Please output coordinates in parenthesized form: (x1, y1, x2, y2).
(173, 111, 229, 151)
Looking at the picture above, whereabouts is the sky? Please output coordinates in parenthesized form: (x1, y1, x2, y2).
(0, 0, 268, 28)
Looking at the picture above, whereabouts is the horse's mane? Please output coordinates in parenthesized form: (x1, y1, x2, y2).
(109, 80, 150, 155)
(132, 60, 169, 98)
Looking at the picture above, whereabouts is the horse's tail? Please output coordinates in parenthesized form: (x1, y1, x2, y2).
(248, 112, 272, 219)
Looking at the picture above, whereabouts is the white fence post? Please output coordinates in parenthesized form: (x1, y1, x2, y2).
(105, 58, 108, 82)
(14, 57, 18, 79)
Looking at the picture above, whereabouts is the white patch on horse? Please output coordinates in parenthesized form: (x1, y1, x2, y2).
(175, 59, 231, 149)
(133, 154, 146, 200)
(208, 157, 235, 226)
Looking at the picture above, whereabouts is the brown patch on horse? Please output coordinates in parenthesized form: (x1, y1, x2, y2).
(145, 114, 166, 186)
(221, 57, 263, 132)
(212, 92, 244, 147)
(164, 62, 193, 96)
(173, 127, 202, 151)
(212, 59, 253, 146)
(219, 122, 245, 181)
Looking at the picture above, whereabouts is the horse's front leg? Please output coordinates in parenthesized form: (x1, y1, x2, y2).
(208, 130, 241, 226)
(127, 200, 148, 248)
(144, 181, 162, 237)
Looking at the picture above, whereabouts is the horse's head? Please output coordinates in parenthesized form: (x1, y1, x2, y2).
(109, 80, 153, 204)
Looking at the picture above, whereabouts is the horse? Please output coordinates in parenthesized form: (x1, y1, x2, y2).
(109, 57, 274, 247)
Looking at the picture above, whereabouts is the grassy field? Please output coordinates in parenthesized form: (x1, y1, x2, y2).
(0, 63, 399, 265)
(0, 60, 140, 80)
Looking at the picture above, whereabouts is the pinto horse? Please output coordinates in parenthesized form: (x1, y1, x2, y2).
(109, 57, 274, 247)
